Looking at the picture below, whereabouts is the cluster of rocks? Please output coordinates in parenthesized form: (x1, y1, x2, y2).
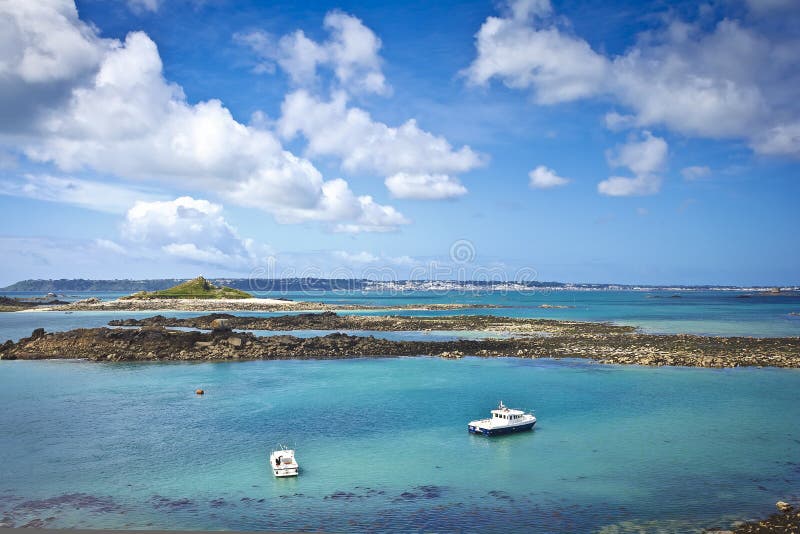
(2, 313, 798, 368)
(720, 500, 800, 533)
(108, 311, 631, 336)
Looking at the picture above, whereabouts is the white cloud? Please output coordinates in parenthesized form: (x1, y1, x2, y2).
(0, 174, 165, 213)
(235, 10, 388, 95)
(279, 90, 483, 196)
(464, 0, 608, 104)
(0, 0, 109, 131)
(604, 111, 636, 131)
(528, 165, 569, 189)
(750, 122, 800, 156)
(598, 131, 667, 196)
(0, 2, 407, 233)
(385, 172, 467, 200)
(122, 196, 270, 267)
(466, 0, 800, 157)
(0, 0, 105, 84)
(681, 165, 712, 180)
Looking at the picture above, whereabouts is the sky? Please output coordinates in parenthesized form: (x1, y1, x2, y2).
(0, 0, 798, 287)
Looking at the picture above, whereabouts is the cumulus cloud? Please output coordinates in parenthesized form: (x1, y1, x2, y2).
(122, 196, 270, 267)
(385, 173, 467, 200)
(0, 0, 109, 131)
(0, 1, 406, 232)
(464, 0, 608, 104)
(279, 90, 483, 198)
(598, 132, 668, 196)
(467, 0, 800, 157)
(528, 165, 569, 189)
(235, 11, 388, 95)
(0, 174, 165, 213)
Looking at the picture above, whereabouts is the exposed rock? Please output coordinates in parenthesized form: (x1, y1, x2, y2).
(776, 501, 793, 513)
(2, 318, 798, 368)
(729, 499, 800, 533)
(210, 318, 232, 332)
(109, 312, 628, 336)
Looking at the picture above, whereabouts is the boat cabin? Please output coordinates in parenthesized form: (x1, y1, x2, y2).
(491, 401, 525, 421)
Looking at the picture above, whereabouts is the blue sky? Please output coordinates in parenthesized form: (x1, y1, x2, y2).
(0, 0, 798, 286)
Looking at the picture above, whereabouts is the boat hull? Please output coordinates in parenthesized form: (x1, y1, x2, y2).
(468, 420, 536, 436)
(273, 467, 298, 477)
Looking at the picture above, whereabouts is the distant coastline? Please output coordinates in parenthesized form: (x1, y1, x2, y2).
(2, 277, 799, 293)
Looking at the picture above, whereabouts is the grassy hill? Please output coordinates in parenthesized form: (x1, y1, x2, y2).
(122, 277, 253, 300)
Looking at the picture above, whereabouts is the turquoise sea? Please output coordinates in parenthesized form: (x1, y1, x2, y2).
(1, 290, 799, 532)
(1, 358, 799, 532)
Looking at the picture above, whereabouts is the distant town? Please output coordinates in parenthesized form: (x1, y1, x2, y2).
(2, 278, 797, 293)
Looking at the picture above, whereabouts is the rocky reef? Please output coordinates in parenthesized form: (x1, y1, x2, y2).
(108, 311, 630, 335)
(2, 313, 799, 368)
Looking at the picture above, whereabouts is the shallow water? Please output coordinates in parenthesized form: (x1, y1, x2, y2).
(1, 357, 798, 532)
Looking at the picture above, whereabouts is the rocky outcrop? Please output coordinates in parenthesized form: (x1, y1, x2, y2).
(2, 320, 799, 368)
(108, 312, 629, 335)
(728, 500, 799, 533)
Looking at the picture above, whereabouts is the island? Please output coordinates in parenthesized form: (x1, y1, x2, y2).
(122, 276, 253, 299)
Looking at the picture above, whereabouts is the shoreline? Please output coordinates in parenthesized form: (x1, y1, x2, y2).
(2, 313, 798, 368)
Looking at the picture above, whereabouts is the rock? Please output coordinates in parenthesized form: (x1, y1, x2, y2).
(210, 318, 232, 332)
(776, 501, 792, 512)
(196, 389, 204, 395)
(227, 337, 243, 348)
(30, 327, 46, 339)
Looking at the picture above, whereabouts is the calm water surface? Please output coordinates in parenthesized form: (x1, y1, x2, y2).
(1, 357, 799, 532)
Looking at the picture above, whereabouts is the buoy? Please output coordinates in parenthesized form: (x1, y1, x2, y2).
(195, 389, 204, 395)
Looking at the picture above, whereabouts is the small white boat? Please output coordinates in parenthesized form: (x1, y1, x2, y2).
(269, 448, 299, 477)
(468, 401, 536, 436)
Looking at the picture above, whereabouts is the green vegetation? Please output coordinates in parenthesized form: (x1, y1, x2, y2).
(122, 277, 253, 300)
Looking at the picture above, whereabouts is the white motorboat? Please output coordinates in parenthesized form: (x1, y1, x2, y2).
(269, 448, 299, 477)
(468, 401, 536, 436)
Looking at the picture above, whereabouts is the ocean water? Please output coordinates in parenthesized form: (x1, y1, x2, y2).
(1, 357, 799, 532)
(2, 289, 800, 341)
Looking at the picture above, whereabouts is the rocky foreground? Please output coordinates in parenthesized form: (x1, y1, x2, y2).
(2, 313, 799, 367)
